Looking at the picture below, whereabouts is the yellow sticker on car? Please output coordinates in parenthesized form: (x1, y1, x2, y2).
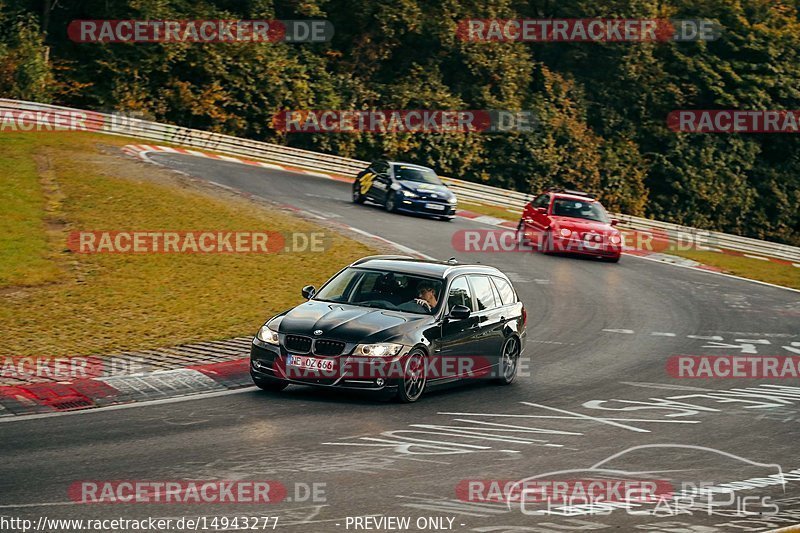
(360, 172, 374, 194)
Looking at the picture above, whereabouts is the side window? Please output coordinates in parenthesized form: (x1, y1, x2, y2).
(492, 277, 517, 306)
(533, 194, 550, 209)
(447, 277, 474, 311)
(372, 160, 389, 175)
(469, 275, 497, 311)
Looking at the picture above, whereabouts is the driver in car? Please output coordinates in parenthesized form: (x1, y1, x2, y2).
(412, 281, 438, 312)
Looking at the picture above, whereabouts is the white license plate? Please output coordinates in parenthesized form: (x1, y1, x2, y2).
(287, 355, 335, 371)
(426, 203, 446, 211)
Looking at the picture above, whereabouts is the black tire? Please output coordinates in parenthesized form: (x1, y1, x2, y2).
(352, 179, 365, 204)
(602, 255, 621, 263)
(251, 374, 289, 392)
(395, 349, 427, 403)
(516, 221, 527, 245)
(495, 336, 521, 385)
(440, 216, 455, 222)
(385, 191, 398, 213)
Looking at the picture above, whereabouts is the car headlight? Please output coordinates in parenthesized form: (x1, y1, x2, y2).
(559, 228, 572, 237)
(399, 189, 418, 198)
(609, 234, 622, 245)
(448, 197, 457, 204)
(354, 343, 404, 357)
(256, 324, 279, 345)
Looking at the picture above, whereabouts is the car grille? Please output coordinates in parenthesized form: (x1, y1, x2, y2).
(285, 334, 312, 353)
(313, 339, 346, 356)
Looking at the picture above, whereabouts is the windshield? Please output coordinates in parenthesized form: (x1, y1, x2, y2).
(552, 198, 610, 223)
(393, 166, 442, 185)
(314, 268, 443, 315)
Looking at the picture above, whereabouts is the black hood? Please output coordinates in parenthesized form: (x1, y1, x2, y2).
(398, 181, 455, 200)
(272, 300, 431, 344)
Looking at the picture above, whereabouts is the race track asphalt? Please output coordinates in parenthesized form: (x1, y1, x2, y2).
(1, 154, 799, 532)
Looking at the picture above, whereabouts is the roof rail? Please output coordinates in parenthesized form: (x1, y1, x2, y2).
(547, 187, 596, 199)
(350, 255, 414, 266)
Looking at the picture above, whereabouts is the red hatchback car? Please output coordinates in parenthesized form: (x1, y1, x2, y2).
(517, 189, 623, 262)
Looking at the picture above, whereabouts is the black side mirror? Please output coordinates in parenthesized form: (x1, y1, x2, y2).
(610, 219, 619, 226)
(448, 305, 471, 320)
(301, 285, 316, 299)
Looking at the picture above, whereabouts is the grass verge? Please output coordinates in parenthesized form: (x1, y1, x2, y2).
(0, 132, 376, 357)
(668, 249, 799, 290)
(0, 136, 63, 287)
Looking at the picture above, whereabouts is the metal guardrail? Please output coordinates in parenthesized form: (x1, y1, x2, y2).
(2, 98, 799, 262)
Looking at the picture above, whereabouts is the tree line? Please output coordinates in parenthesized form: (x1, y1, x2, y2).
(1, 0, 798, 245)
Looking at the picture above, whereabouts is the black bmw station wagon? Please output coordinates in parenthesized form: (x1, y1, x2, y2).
(250, 256, 526, 402)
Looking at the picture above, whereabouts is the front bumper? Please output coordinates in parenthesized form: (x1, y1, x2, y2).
(551, 236, 621, 258)
(250, 339, 400, 393)
(395, 197, 457, 217)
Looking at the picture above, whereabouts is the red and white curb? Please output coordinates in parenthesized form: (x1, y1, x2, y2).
(0, 358, 252, 417)
(122, 144, 353, 183)
(0, 337, 257, 418)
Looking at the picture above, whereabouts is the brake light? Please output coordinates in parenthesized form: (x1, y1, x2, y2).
(522, 306, 527, 326)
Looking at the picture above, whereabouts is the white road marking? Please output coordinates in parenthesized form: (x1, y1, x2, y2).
(441, 412, 698, 425)
(304, 209, 341, 219)
(304, 171, 333, 178)
(0, 501, 78, 509)
(602, 329, 634, 334)
(345, 227, 435, 260)
(518, 403, 670, 433)
(258, 162, 285, 170)
(651, 332, 676, 337)
(0, 387, 256, 424)
(472, 215, 509, 225)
